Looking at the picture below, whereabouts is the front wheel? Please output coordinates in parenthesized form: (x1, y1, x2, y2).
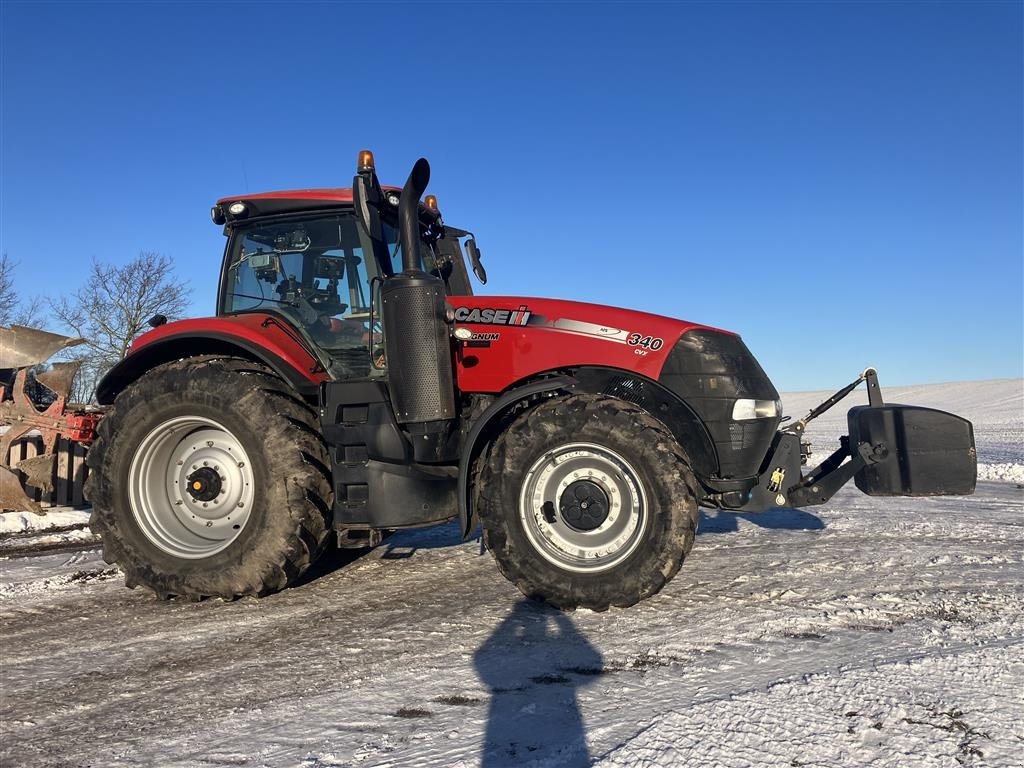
(478, 394, 699, 610)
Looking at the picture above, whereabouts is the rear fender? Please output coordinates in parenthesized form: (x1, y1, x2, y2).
(96, 322, 327, 404)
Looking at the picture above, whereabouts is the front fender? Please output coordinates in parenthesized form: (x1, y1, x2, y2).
(457, 367, 722, 539)
(458, 375, 576, 539)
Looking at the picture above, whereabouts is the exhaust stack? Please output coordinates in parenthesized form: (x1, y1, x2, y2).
(378, 157, 456, 456)
(398, 158, 431, 273)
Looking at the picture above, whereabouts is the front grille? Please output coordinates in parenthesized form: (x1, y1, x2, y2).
(659, 330, 780, 478)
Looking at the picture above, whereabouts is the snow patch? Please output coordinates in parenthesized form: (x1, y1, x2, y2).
(0, 507, 91, 534)
(0, 566, 118, 597)
(977, 462, 1024, 484)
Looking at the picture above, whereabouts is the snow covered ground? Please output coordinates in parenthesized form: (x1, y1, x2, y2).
(0, 508, 96, 558)
(1, 380, 1021, 767)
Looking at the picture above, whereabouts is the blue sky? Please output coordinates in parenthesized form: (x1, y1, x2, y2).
(2, 1, 1021, 390)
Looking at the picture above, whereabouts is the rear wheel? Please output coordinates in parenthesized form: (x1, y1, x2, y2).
(478, 394, 700, 611)
(86, 357, 332, 599)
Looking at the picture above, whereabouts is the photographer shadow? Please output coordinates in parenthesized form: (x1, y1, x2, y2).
(474, 599, 602, 767)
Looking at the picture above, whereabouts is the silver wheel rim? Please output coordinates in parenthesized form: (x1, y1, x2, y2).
(128, 416, 255, 559)
(518, 442, 648, 573)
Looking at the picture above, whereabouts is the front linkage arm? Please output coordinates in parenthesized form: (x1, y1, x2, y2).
(753, 366, 975, 510)
(782, 368, 889, 508)
(787, 367, 883, 438)
(786, 435, 889, 507)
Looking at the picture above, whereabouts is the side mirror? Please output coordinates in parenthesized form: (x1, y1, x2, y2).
(465, 238, 487, 284)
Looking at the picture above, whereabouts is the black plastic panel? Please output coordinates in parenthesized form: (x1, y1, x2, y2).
(333, 460, 457, 528)
(659, 330, 780, 478)
(848, 404, 976, 496)
(319, 380, 409, 463)
(320, 380, 457, 527)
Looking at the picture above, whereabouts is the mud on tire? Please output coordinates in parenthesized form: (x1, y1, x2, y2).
(85, 357, 332, 600)
(478, 393, 700, 611)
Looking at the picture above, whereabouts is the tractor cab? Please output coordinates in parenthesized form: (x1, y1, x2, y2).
(212, 161, 481, 380)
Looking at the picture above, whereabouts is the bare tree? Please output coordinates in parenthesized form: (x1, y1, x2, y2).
(0, 253, 45, 327)
(49, 252, 192, 402)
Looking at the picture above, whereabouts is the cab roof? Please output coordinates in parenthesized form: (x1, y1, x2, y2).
(215, 186, 400, 220)
(216, 188, 356, 206)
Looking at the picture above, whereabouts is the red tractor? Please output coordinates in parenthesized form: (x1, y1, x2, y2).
(81, 152, 976, 609)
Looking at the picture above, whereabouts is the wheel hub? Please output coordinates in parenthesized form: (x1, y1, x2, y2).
(185, 467, 222, 502)
(518, 442, 648, 573)
(559, 479, 610, 531)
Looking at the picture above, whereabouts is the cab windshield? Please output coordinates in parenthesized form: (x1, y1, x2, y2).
(221, 210, 466, 378)
(222, 213, 386, 377)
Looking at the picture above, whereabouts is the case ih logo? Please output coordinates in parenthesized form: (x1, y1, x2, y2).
(453, 306, 532, 326)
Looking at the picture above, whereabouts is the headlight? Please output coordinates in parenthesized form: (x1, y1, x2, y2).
(732, 398, 781, 420)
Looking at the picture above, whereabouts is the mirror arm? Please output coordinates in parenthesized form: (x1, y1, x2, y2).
(353, 171, 393, 274)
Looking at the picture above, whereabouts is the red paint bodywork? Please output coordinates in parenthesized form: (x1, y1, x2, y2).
(448, 297, 727, 393)
(129, 314, 328, 386)
(128, 300, 729, 396)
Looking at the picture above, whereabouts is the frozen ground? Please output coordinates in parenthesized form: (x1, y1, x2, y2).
(0, 380, 1021, 767)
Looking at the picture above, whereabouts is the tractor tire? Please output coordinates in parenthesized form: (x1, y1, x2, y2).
(85, 357, 332, 600)
(478, 393, 699, 611)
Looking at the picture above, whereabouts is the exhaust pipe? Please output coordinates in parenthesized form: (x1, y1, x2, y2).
(379, 155, 456, 450)
(398, 158, 430, 272)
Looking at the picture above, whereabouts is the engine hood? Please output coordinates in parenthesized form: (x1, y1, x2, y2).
(448, 295, 732, 394)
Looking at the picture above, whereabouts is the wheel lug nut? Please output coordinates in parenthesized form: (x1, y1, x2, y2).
(203, 461, 209, 467)
(237, 501, 244, 508)
(238, 462, 245, 468)
(175, 500, 183, 506)
(177, 460, 184, 466)
(207, 441, 214, 448)
(192, 464, 198, 470)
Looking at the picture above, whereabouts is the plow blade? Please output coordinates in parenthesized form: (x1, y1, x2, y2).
(1, 453, 58, 515)
(0, 465, 46, 515)
(0, 325, 85, 369)
(35, 361, 83, 402)
(1, 325, 94, 514)
(13, 453, 58, 495)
